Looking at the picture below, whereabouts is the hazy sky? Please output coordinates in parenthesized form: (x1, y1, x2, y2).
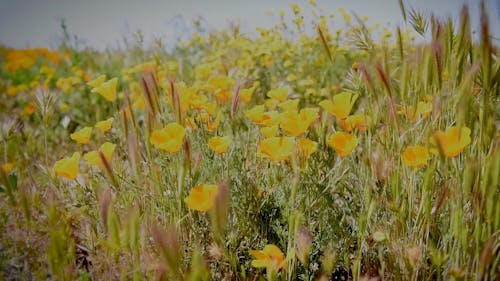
(0, 0, 498, 50)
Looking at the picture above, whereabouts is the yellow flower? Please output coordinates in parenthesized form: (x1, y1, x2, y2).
(264, 99, 279, 110)
(195, 63, 212, 80)
(278, 99, 300, 111)
(290, 3, 301, 14)
(339, 114, 370, 132)
(54, 152, 80, 180)
(1, 162, 15, 174)
(87, 74, 106, 88)
(174, 82, 198, 112)
(83, 142, 117, 168)
(297, 138, 318, 157)
(259, 111, 281, 127)
(430, 126, 471, 158)
(6, 86, 17, 96)
(94, 117, 114, 132)
(280, 108, 319, 136)
(185, 117, 198, 130)
(402, 145, 430, 168)
(398, 101, 432, 122)
(245, 106, 280, 127)
(150, 123, 186, 153)
(92, 77, 118, 102)
(184, 184, 219, 212)
(326, 132, 358, 157)
(249, 244, 285, 271)
(208, 136, 230, 154)
(258, 137, 295, 161)
(319, 92, 358, 120)
(59, 102, 70, 112)
(206, 76, 233, 104)
(23, 102, 36, 115)
(416, 101, 432, 118)
(260, 125, 279, 138)
(70, 127, 93, 144)
(205, 111, 222, 132)
(245, 105, 266, 123)
(240, 87, 255, 103)
(267, 88, 289, 102)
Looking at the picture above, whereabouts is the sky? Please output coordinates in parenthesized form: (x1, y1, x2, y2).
(0, 0, 498, 50)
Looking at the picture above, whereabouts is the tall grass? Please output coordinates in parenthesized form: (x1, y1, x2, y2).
(0, 1, 498, 280)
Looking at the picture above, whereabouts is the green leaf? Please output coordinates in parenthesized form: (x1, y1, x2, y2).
(8, 174, 17, 190)
(0, 185, 4, 193)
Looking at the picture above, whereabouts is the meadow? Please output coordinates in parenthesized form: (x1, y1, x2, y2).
(0, 1, 499, 280)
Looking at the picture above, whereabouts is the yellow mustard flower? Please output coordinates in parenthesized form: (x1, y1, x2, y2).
(208, 136, 230, 154)
(54, 152, 80, 180)
(319, 92, 358, 120)
(402, 145, 430, 168)
(327, 132, 358, 157)
(249, 244, 285, 271)
(150, 123, 186, 153)
(70, 127, 93, 144)
(94, 117, 114, 132)
(258, 137, 295, 161)
(83, 142, 117, 168)
(280, 108, 319, 136)
(92, 77, 118, 102)
(430, 126, 471, 158)
(290, 3, 301, 14)
(184, 184, 219, 212)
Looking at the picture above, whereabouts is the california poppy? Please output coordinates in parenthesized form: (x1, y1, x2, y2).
(150, 123, 186, 153)
(95, 117, 114, 132)
(319, 92, 358, 120)
(260, 125, 279, 138)
(208, 136, 230, 154)
(326, 132, 358, 157)
(258, 137, 295, 161)
(92, 77, 118, 102)
(402, 145, 430, 168)
(280, 108, 318, 136)
(54, 152, 80, 180)
(267, 87, 289, 102)
(70, 127, 92, 144)
(249, 244, 285, 271)
(184, 184, 219, 212)
(83, 142, 117, 168)
(430, 126, 471, 157)
(297, 138, 318, 157)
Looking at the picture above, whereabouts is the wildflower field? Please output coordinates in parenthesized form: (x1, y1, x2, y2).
(0, 1, 499, 280)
